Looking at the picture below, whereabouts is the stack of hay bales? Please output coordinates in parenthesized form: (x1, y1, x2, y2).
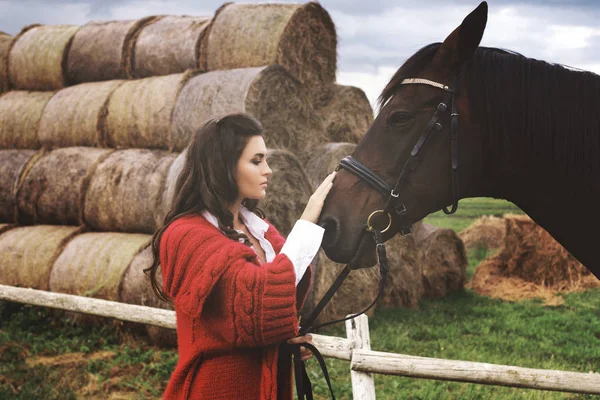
(469, 215, 600, 304)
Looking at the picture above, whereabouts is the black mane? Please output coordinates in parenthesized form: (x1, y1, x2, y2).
(380, 43, 600, 187)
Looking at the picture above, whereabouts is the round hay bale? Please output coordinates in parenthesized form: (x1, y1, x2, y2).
(0, 223, 16, 235)
(103, 71, 195, 149)
(261, 149, 313, 237)
(17, 147, 112, 226)
(83, 149, 176, 233)
(120, 245, 177, 347)
(0, 225, 81, 290)
(459, 215, 506, 251)
(0, 32, 12, 93)
(0, 91, 55, 149)
(66, 18, 156, 85)
(415, 223, 468, 298)
(470, 216, 599, 301)
(317, 85, 373, 143)
(380, 234, 423, 308)
(171, 65, 320, 154)
(305, 142, 356, 189)
(8, 24, 79, 90)
(201, 2, 336, 86)
(49, 232, 151, 300)
(132, 16, 210, 78)
(38, 80, 124, 148)
(157, 149, 186, 226)
(0, 150, 39, 222)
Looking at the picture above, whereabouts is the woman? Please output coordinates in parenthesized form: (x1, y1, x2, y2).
(145, 113, 336, 399)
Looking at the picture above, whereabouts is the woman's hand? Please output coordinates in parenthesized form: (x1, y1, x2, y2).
(300, 171, 336, 224)
(287, 334, 313, 361)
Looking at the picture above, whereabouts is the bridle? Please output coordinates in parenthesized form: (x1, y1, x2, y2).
(337, 77, 460, 236)
(285, 77, 460, 400)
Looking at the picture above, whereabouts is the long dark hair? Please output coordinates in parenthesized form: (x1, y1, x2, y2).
(144, 113, 266, 304)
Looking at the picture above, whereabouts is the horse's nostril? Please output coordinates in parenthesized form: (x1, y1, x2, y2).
(319, 216, 340, 249)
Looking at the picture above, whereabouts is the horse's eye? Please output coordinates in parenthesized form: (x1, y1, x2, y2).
(386, 111, 413, 126)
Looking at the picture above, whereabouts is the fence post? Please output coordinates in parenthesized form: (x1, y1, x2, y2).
(346, 314, 376, 399)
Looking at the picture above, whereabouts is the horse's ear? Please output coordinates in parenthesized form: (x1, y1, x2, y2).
(433, 1, 488, 74)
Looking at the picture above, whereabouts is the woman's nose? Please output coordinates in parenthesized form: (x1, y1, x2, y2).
(264, 163, 273, 176)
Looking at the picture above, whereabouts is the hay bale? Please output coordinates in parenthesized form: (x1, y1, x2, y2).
(0, 150, 39, 222)
(201, 2, 336, 86)
(316, 85, 373, 143)
(8, 24, 79, 90)
(414, 223, 468, 298)
(380, 234, 423, 308)
(157, 149, 186, 226)
(459, 215, 506, 251)
(38, 80, 124, 148)
(103, 72, 195, 149)
(17, 147, 112, 226)
(49, 232, 150, 300)
(0, 225, 81, 290)
(66, 18, 156, 85)
(171, 66, 320, 154)
(0, 223, 16, 235)
(132, 16, 210, 78)
(0, 91, 55, 149)
(120, 246, 177, 347)
(0, 32, 12, 93)
(469, 216, 600, 304)
(260, 149, 313, 237)
(305, 142, 356, 189)
(83, 149, 176, 233)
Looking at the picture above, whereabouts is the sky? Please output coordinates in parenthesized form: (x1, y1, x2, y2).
(1, 0, 600, 113)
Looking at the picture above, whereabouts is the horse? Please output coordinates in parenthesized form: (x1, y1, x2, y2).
(318, 1, 600, 278)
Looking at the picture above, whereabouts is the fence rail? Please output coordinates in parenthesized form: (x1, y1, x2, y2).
(2, 284, 600, 398)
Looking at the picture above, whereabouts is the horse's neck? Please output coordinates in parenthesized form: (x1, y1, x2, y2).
(479, 132, 600, 274)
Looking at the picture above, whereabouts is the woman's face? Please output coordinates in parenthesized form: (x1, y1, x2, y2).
(235, 135, 272, 201)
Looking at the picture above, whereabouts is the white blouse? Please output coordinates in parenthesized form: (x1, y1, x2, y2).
(201, 206, 324, 286)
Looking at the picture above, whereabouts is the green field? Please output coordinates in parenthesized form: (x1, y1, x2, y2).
(2, 198, 599, 399)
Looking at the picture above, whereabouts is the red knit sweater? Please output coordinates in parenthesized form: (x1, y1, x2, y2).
(160, 214, 311, 399)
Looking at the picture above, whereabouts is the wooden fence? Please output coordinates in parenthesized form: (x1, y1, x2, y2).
(2, 284, 600, 398)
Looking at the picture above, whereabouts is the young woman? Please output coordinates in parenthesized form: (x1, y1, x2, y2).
(145, 113, 336, 399)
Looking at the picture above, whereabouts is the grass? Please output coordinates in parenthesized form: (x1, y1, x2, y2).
(2, 198, 599, 399)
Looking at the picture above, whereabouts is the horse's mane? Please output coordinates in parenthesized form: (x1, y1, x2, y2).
(380, 43, 600, 186)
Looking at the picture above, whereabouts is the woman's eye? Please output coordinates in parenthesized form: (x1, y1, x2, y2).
(252, 160, 261, 165)
(387, 111, 413, 126)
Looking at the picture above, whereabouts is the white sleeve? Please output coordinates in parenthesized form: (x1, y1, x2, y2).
(280, 219, 325, 286)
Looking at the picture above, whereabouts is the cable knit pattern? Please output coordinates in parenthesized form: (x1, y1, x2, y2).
(160, 214, 311, 400)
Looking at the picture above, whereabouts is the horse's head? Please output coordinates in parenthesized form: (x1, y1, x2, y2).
(319, 2, 488, 268)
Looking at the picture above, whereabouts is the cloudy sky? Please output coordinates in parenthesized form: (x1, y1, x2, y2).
(1, 0, 599, 113)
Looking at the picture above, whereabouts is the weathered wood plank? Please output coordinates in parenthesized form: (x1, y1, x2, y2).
(346, 315, 376, 400)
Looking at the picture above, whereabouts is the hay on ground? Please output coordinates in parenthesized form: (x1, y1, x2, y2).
(66, 18, 156, 85)
(0, 225, 81, 290)
(171, 66, 321, 155)
(38, 80, 124, 148)
(305, 142, 356, 189)
(316, 85, 373, 143)
(17, 147, 112, 226)
(0, 223, 16, 235)
(49, 232, 151, 300)
(459, 215, 506, 251)
(469, 215, 600, 304)
(201, 2, 336, 86)
(0, 32, 12, 93)
(83, 149, 176, 233)
(132, 16, 210, 78)
(414, 223, 468, 298)
(260, 149, 313, 237)
(0, 150, 38, 222)
(0, 91, 55, 149)
(103, 71, 195, 149)
(119, 245, 177, 347)
(8, 24, 79, 90)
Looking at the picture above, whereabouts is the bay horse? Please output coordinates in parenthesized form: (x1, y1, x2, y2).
(318, 1, 600, 278)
